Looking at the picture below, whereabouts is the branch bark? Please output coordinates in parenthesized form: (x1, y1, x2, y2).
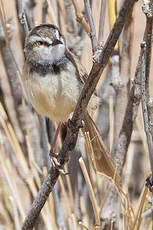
(141, 0, 153, 182)
(141, 41, 153, 181)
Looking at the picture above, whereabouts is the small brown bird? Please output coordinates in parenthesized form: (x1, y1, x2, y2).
(22, 24, 118, 181)
(23, 24, 91, 122)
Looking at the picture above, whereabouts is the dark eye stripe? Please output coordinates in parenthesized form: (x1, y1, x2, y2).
(43, 41, 51, 46)
(34, 41, 51, 47)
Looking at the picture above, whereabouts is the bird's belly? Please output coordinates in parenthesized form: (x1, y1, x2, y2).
(24, 70, 80, 122)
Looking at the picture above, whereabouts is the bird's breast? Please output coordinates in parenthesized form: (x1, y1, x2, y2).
(24, 63, 81, 122)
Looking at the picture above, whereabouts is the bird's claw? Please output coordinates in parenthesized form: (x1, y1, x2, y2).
(50, 152, 69, 175)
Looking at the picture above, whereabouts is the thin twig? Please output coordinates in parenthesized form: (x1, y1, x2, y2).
(0, 159, 25, 220)
(42, 0, 48, 23)
(0, 18, 24, 141)
(84, 0, 98, 52)
(9, 196, 20, 230)
(15, 0, 29, 35)
(24, 0, 36, 29)
(98, 0, 106, 43)
(71, 0, 90, 33)
(15, 0, 29, 49)
(79, 157, 101, 229)
(53, 184, 66, 230)
(63, 0, 76, 33)
(22, 0, 136, 228)
(113, 9, 133, 146)
(141, 41, 153, 180)
(113, 37, 145, 176)
(142, 0, 153, 98)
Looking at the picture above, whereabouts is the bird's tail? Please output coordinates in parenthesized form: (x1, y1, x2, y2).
(83, 111, 120, 185)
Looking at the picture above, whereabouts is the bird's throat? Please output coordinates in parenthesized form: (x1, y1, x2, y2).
(28, 58, 67, 76)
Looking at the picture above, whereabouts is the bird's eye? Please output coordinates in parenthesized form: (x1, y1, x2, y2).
(33, 41, 44, 47)
(33, 41, 51, 48)
(37, 41, 44, 46)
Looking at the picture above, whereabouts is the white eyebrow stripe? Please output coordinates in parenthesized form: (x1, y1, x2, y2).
(54, 29, 60, 40)
(29, 35, 52, 44)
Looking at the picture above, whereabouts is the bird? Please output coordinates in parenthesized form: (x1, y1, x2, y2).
(22, 24, 118, 181)
(23, 24, 93, 122)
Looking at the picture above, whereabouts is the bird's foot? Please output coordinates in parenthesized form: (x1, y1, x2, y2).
(50, 151, 69, 175)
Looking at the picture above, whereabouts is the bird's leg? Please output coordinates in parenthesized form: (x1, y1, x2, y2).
(50, 122, 62, 155)
(50, 122, 62, 169)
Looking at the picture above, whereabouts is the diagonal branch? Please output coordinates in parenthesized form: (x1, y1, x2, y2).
(141, 41, 153, 181)
(141, 0, 153, 184)
(112, 45, 143, 176)
(22, 0, 137, 229)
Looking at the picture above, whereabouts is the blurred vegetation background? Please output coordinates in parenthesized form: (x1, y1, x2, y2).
(0, 0, 153, 229)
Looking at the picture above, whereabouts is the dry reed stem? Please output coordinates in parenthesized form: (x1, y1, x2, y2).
(36, 188, 54, 229)
(0, 0, 41, 176)
(79, 157, 101, 229)
(57, 0, 67, 38)
(0, 103, 28, 172)
(41, 202, 55, 230)
(99, 183, 111, 215)
(0, 203, 10, 229)
(108, 0, 119, 51)
(71, 213, 78, 230)
(71, 0, 90, 33)
(136, 118, 150, 172)
(30, 163, 42, 189)
(46, 0, 58, 25)
(0, 1, 22, 77)
(98, 171, 134, 224)
(132, 185, 148, 230)
(79, 221, 89, 230)
(84, 0, 98, 52)
(82, 130, 97, 172)
(110, 220, 113, 230)
(123, 194, 132, 229)
(25, 135, 42, 189)
(9, 196, 20, 230)
(58, 175, 72, 215)
(64, 164, 75, 213)
(92, 0, 101, 39)
(109, 95, 114, 152)
(0, 155, 25, 220)
(42, 168, 57, 229)
(0, 146, 21, 228)
(79, 195, 90, 228)
(0, 103, 38, 197)
(47, 193, 57, 228)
